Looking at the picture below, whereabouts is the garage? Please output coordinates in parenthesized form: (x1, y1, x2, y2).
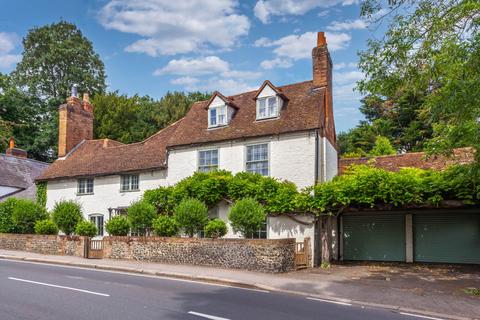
(342, 213, 405, 261)
(414, 210, 480, 264)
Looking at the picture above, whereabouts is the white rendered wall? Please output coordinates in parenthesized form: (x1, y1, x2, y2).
(167, 131, 317, 189)
(324, 137, 338, 181)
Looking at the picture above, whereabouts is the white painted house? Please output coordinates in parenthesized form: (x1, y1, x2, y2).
(37, 32, 338, 264)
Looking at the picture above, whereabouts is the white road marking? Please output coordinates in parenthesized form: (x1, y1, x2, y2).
(8, 277, 110, 297)
(399, 312, 446, 320)
(1, 259, 269, 294)
(188, 311, 230, 320)
(306, 297, 352, 306)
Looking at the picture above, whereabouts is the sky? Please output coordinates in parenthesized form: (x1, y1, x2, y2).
(0, 0, 387, 133)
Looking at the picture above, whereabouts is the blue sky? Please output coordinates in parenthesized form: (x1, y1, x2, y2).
(0, 0, 386, 132)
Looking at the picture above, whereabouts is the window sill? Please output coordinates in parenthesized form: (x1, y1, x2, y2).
(207, 124, 228, 130)
(119, 189, 140, 193)
(76, 193, 94, 196)
(255, 115, 279, 121)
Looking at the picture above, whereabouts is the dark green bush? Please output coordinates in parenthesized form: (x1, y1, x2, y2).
(228, 198, 265, 238)
(105, 216, 130, 236)
(11, 199, 47, 234)
(52, 200, 83, 235)
(75, 220, 97, 237)
(34, 219, 59, 235)
(152, 215, 179, 237)
(204, 218, 227, 239)
(127, 200, 157, 235)
(0, 198, 18, 233)
(173, 198, 208, 237)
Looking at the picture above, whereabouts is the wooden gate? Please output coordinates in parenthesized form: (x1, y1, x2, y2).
(295, 237, 311, 270)
(84, 238, 104, 259)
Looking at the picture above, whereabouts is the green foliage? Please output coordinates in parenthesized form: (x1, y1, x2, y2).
(34, 219, 58, 235)
(75, 220, 97, 237)
(369, 136, 396, 156)
(36, 182, 47, 207)
(228, 198, 266, 238)
(51, 200, 83, 235)
(105, 216, 130, 236)
(127, 200, 157, 235)
(11, 199, 47, 234)
(0, 198, 18, 233)
(152, 215, 179, 237)
(173, 198, 208, 237)
(204, 219, 228, 239)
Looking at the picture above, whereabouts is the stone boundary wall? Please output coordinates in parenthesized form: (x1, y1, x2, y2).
(0, 233, 85, 257)
(103, 236, 296, 273)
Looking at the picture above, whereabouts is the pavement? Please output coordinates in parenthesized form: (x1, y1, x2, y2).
(0, 249, 478, 320)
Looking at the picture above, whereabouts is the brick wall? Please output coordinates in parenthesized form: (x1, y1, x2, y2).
(0, 234, 85, 257)
(103, 237, 296, 273)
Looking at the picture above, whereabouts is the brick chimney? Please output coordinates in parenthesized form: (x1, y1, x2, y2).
(312, 31, 336, 146)
(5, 137, 28, 158)
(58, 86, 94, 157)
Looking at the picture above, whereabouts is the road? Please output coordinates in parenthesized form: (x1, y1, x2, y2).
(0, 259, 441, 320)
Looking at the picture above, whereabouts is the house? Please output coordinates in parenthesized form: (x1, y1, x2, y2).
(0, 138, 49, 201)
(36, 32, 337, 263)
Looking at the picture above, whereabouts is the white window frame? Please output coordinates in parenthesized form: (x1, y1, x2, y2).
(245, 143, 270, 176)
(198, 149, 219, 173)
(256, 96, 279, 120)
(120, 174, 140, 192)
(77, 178, 94, 195)
(208, 105, 228, 128)
(89, 214, 104, 237)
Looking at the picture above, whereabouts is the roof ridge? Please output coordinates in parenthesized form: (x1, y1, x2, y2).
(0, 153, 50, 166)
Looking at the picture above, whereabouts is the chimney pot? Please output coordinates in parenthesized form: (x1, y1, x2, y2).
(83, 93, 90, 103)
(317, 32, 327, 47)
(71, 84, 78, 98)
(9, 137, 14, 149)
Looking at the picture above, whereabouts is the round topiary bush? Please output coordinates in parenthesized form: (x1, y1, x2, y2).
(173, 198, 208, 237)
(0, 197, 19, 233)
(52, 200, 83, 235)
(105, 216, 130, 236)
(34, 219, 59, 235)
(204, 218, 228, 239)
(75, 220, 97, 237)
(11, 199, 47, 234)
(127, 200, 157, 235)
(152, 215, 179, 237)
(228, 198, 265, 238)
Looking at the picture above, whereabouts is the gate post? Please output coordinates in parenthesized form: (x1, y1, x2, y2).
(83, 237, 89, 258)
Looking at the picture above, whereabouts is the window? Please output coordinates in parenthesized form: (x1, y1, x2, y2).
(250, 220, 267, 239)
(120, 174, 139, 192)
(209, 105, 227, 127)
(89, 214, 104, 236)
(246, 144, 269, 176)
(198, 149, 218, 172)
(257, 96, 278, 119)
(77, 178, 94, 195)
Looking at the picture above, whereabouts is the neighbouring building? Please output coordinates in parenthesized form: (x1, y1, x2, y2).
(37, 32, 338, 263)
(0, 138, 49, 201)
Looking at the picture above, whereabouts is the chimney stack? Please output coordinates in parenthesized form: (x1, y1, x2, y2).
(6, 137, 28, 158)
(58, 88, 94, 158)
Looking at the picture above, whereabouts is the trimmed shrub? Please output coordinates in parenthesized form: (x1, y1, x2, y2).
(0, 198, 18, 233)
(75, 220, 97, 237)
(52, 200, 83, 235)
(34, 219, 59, 235)
(127, 200, 157, 235)
(152, 215, 179, 237)
(228, 198, 265, 238)
(173, 198, 208, 237)
(204, 218, 227, 239)
(11, 199, 47, 234)
(105, 216, 130, 236)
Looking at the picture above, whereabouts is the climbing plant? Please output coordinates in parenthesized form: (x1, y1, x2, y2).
(36, 182, 47, 207)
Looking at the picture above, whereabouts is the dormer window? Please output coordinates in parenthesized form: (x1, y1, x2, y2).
(257, 96, 279, 119)
(209, 105, 227, 127)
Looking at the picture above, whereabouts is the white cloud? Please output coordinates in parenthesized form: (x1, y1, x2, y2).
(335, 62, 358, 70)
(170, 76, 200, 85)
(253, 37, 273, 47)
(327, 19, 367, 31)
(99, 0, 250, 56)
(253, 0, 358, 23)
(0, 32, 21, 69)
(181, 77, 257, 95)
(154, 56, 229, 76)
(333, 70, 363, 85)
(260, 58, 293, 69)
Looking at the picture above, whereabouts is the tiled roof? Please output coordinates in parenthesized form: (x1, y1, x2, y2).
(36, 119, 182, 181)
(167, 80, 326, 147)
(338, 148, 475, 174)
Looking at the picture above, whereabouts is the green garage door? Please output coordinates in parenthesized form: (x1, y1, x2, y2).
(343, 214, 405, 261)
(414, 211, 480, 264)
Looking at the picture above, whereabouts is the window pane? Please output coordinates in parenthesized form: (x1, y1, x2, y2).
(131, 175, 139, 190)
(258, 98, 266, 117)
(198, 150, 218, 172)
(246, 144, 268, 176)
(209, 108, 217, 126)
(268, 97, 277, 116)
(217, 106, 226, 125)
(86, 179, 94, 193)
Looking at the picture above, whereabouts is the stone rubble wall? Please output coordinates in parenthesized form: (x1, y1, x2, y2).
(103, 236, 296, 273)
(0, 233, 85, 257)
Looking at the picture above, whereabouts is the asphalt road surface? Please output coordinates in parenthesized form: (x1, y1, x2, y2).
(0, 259, 442, 320)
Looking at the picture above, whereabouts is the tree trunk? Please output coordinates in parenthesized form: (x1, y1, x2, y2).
(321, 215, 330, 264)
